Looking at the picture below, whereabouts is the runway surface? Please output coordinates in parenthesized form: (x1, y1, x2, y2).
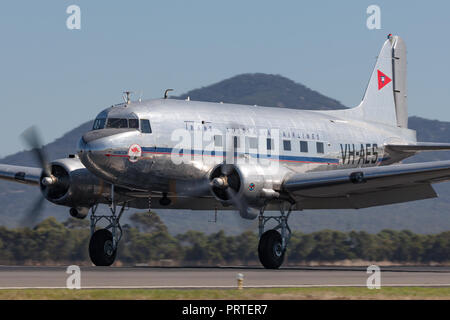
(0, 266, 449, 289)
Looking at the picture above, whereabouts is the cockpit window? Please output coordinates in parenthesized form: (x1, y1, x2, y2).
(106, 118, 128, 129)
(92, 116, 146, 131)
(140, 119, 152, 133)
(129, 119, 139, 129)
(93, 118, 106, 130)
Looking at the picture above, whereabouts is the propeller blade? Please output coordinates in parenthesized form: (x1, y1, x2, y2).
(221, 164, 233, 176)
(18, 126, 53, 227)
(226, 187, 248, 217)
(224, 188, 259, 232)
(20, 195, 46, 227)
(184, 178, 213, 197)
(21, 126, 50, 176)
(229, 210, 258, 233)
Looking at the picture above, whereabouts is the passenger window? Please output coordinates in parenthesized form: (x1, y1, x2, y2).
(214, 135, 223, 147)
(300, 141, 308, 153)
(140, 119, 152, 133)
(267, 138, 274, 150)
(93, 118, 106, 130)
(316, 142, 324, 154)
(246, 137, 258, 149)
(107, 118, 128, 129)
(233, 136, 240, 148)
(129, 119, 139, 129)
(283, 140, 291, 151)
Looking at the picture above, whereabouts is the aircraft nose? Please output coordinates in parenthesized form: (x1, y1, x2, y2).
(77, 136, 94, 161)
(81, 129, 119, 144)
(78, 129, 134, 153)
(77, 131, 111, 159)
(77, 128, 142, 174)
(77, 128, 145, 184)
(77, 133, 117, 181)
(77, 135, 89, 154)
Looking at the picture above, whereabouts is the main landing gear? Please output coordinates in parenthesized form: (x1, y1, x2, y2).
(257, 202, 293, 269)
(88, 186, 126, 266)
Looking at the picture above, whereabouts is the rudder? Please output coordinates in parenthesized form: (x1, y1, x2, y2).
(392, 36, 408, 128)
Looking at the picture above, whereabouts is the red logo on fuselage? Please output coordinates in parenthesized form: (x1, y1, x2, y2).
(128, 144, 142, 163)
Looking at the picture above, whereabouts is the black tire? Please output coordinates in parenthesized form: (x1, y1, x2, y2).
(258, 230, 285, 269)
(89, 229, 117, 266)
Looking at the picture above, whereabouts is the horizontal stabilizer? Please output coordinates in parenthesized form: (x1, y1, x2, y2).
(386, 143, 450, 153)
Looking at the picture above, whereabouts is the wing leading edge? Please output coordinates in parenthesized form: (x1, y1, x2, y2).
(283, 160, 450, 209)
(0, 164, 42, 186)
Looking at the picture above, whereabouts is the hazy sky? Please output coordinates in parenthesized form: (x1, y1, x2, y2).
(1, 0, 449, 157)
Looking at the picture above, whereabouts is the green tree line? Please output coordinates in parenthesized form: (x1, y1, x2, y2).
(0, 212, 448, 265)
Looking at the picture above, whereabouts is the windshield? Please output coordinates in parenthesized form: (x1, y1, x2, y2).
(106, 118, 128, 129)
(93, 118, 106, 130)
(92, 116, 151, 133)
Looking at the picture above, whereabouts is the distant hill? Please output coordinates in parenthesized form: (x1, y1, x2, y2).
(0, 121, 93, 167)
(406, 116, 450, 162)
(409, 116, 450, 143)
(0, 73, 449, 234)
(175, 73, 347, 110)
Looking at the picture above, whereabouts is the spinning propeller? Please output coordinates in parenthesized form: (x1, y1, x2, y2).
(19, 127, 68, 227)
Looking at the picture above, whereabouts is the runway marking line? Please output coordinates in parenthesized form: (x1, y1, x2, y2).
(1, 284, 450, 290)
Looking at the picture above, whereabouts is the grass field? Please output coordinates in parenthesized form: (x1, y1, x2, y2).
(0, 287, 449, 300)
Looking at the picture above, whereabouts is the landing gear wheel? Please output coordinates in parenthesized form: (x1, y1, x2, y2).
(258, 230, 285, 269)
(89, 229, 117, 266)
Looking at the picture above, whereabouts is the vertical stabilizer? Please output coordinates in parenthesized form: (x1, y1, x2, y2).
(358, 35, 408, 128)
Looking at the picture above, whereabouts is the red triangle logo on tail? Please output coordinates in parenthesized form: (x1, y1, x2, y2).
(377, 70, 391, 90)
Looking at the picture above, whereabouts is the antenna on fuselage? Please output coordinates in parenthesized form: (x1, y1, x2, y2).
(123, 91, 134, 105)
(164, 89, 173, 99)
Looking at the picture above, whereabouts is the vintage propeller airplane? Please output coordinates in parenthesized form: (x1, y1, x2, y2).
(1, 34, 450, 268)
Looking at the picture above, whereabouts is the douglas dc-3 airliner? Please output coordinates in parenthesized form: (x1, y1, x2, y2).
(1, 34, 450, 268)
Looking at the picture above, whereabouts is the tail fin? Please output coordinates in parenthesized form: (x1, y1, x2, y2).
(358, 35, 408, 128)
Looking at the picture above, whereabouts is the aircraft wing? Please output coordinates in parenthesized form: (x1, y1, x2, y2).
(283, 160, 450, 209)
(386, 142, 450, 153)
(0, 164, 42, 186)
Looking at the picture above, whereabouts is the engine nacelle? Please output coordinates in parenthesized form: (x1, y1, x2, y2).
(40, 157, 109, 208)
(69, 207, 90, 219)
(209, 164, 280, 219)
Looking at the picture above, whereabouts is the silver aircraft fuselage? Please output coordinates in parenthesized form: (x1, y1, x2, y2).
(77, 98, 416, 200)
(3, 34, 450, 269)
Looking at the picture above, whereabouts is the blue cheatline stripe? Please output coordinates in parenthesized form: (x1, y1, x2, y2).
(141, 147, 339, 164)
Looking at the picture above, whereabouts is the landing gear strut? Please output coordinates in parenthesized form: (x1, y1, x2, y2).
(257, 202, 293, 269)
(88, 185, 126, 266)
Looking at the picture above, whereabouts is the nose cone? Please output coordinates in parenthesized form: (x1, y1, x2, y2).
(78, 128, 136, 155)
(78, 130, 123, 182)
(78, 134, 115, 181)
(77, 129, 142, 183)
(77, 135, 88, 153)
(77, 132, 104, 158)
